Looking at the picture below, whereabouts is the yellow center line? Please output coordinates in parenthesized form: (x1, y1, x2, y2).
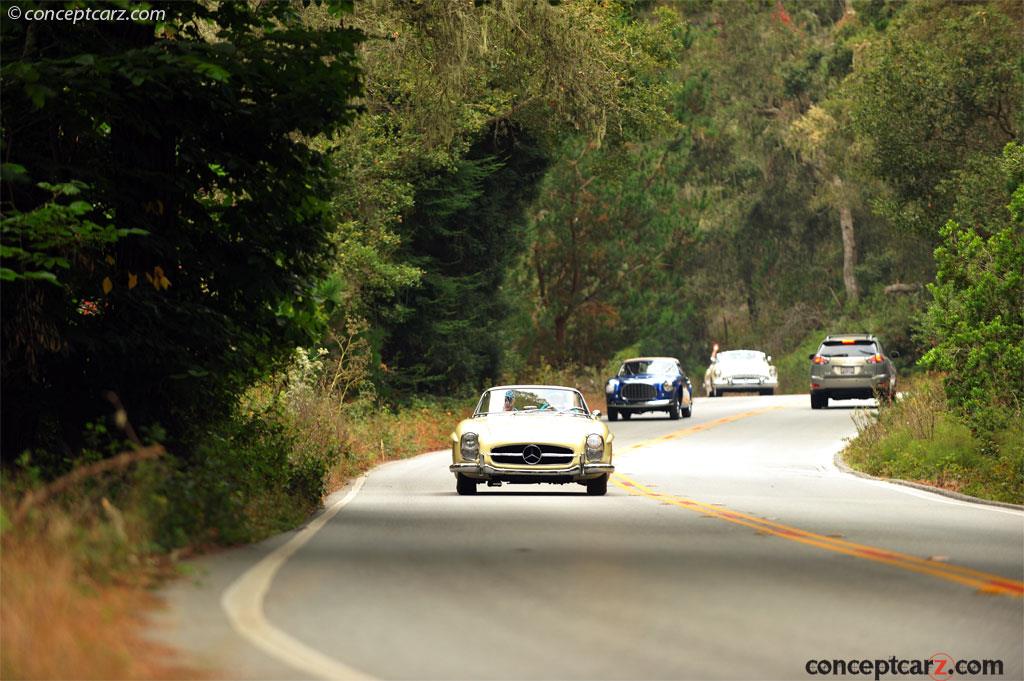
(615, 406, 785, 455)
(609, 408, 1024, 598)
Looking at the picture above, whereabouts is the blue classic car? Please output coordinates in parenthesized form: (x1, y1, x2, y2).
(605, 356, 693, 421)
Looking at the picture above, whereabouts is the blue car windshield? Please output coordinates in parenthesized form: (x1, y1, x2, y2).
(618, 359, 676, 376)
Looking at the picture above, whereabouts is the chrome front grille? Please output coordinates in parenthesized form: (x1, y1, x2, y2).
(621, 383, 657, 400)
(489, 443, 574, 466)
(491, 444, 573, 454)
(491, 454, 574, 465)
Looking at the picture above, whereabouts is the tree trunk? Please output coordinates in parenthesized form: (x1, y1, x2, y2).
(553, 313, 568, 352)
(834, 176, 859, 304)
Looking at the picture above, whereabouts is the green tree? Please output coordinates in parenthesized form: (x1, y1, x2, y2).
(1, 1, 362, 466)
(919, 144, 1024, 435)
(847, 0, 1022, 237)
(325, 0, 689, 392)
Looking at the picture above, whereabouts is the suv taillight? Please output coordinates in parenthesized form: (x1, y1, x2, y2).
(866, 353, 884, 364)
(812, 355, 829, 365)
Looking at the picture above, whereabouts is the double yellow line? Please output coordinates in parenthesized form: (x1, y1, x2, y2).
(610, 407, 1024, 598)
(614, 406, 784, 454)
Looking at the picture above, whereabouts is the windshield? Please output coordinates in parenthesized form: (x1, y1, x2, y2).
(618, 359, 677, 376)
(476, 388, 588, 415)
(717, 350, 765, 362)
(820, 341, 878, 357)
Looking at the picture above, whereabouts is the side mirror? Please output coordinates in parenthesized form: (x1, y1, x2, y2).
(766, 355, 773, 363)
(591, 410, 602, 419)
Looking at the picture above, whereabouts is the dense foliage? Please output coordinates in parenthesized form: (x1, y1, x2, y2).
(1, 1, 362, 470)
(919, 144, 1024, 436)
(2, 0, 1021, 498)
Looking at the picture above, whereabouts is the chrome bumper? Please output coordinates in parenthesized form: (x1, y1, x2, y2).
(450, 462, 614, 480)
(608, 398, 671, 409)
(715, 378, 777, 389)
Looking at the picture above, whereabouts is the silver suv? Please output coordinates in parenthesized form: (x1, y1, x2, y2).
(809, 334, 898, 409)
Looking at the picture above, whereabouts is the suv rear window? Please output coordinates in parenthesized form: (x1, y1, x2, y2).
(819, 340, 878, 357)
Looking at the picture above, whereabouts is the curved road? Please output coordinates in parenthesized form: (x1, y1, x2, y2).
(153, 395, 1024, 679)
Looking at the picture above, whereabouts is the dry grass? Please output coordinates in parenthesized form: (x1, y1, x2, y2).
(0, 361, 613, 679)
(287, 394, 473, 491)
(843, 373, 1024, 504)
(1, 510, 202, 680)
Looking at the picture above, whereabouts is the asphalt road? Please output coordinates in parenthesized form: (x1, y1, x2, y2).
(152, 394, 1024, 680)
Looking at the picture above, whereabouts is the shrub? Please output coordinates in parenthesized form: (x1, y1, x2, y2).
(919, 144, 1024, 437)
(147, 408, 339, 549)
(845, 374, 1023, 504)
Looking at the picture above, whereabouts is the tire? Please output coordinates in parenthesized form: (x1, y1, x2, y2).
(760, 388, 774, 396)
(682, 404, 692, 418)
(668, 399, 681, 420)
(586, 474, 608, 496)
(620, 411, 632, 420)
(810, 393, 827, 410)
(456, 474, 478, 495)
(607, 408, 619, 422)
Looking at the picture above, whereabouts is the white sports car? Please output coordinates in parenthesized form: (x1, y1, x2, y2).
(704, 349, 778, 396)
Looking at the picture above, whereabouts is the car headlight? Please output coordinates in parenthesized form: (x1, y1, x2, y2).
(460, 432, 480, 461)
(713, 368, 721, 379)
(605, 379, 619, 394)
(661, 381, 673, 393)
(585, 433, 604, 462)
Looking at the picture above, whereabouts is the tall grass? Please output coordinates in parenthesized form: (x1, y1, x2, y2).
(843, 374, 1024, 504)
(0, 345, 473, 679)
(1, 464, 204, 679)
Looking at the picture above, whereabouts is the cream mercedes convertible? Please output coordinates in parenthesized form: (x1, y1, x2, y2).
(449, 385, 614, 496)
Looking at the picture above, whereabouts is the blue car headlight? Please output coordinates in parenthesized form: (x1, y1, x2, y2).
(605, 379, 619, 395)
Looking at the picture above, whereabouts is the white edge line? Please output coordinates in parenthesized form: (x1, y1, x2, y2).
(855, 476, 1024, 517)
(221, 475, 375, 681)
(827, 440, 1024, 518)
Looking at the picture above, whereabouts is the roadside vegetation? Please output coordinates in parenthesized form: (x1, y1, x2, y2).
(844, 376, 1024, 505)
(1, 0, 1021, 676)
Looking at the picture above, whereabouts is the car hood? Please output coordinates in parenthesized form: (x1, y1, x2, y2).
(716, 360, 774, 376)
(464, 413, 604, 445)
(614, 374, 673, 382)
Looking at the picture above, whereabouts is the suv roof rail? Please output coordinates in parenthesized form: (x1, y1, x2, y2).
(825, 332, 874, 337)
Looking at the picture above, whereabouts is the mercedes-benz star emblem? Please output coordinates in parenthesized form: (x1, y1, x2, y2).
(522, 444, 543, 465)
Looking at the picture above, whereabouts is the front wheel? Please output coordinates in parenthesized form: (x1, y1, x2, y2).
(668, 400, 681, 420)
(620, 411, 632, 420)
(682, 403, 692, 418)
(456, 474, 478, 495)
(586, 474, 608, 496)
(607, 408, 619, 421)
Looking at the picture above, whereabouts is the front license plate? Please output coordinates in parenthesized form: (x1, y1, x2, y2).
(839, 367, 855, 376)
